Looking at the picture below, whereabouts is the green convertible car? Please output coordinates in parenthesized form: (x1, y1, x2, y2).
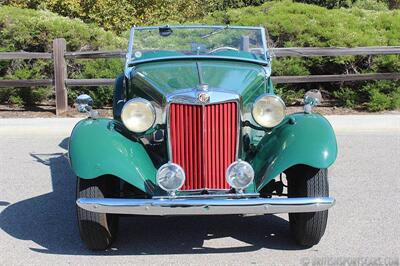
(69, 25, 337, 250)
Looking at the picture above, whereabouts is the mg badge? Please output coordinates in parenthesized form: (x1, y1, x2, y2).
(198, 92, 210, 103)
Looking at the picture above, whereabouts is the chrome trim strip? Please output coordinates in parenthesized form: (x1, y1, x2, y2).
(165, 101, 173, 160)
(260, 27, 269, 61)
(166, 90, 240, 105)
(77, 197, 335, 216)
(124, 27, 135, 78)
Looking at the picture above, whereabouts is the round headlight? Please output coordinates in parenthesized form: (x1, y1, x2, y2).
(121, 98, 156, 133)
(226, 160, 254, 190)
(252, 94, 286, 128)
(156, 163, 186, 192)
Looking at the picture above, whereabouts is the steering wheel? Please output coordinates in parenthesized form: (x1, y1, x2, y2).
(208, 47, 239, 54)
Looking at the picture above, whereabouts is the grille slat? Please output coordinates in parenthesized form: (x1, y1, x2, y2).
(197, 105, 204, 188)
(169, 102, 237, 190)
(190, 106, 194, 188)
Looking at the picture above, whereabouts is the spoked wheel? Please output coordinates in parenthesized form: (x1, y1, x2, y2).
(76, 176, 119, 250)
(286, 166, 329, 247)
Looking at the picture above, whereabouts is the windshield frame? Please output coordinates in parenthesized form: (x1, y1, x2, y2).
(125, 25, 270, 67)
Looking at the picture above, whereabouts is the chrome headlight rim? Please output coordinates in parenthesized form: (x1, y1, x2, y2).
(251, 93, 286, 128)
(121, 97, 156, 133)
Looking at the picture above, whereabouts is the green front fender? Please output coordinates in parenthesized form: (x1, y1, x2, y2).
(252, 113, 338, 191)
(69, 118, 157, 194)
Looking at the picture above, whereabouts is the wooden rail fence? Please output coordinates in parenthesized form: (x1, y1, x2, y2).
(0, 38, 399, 115)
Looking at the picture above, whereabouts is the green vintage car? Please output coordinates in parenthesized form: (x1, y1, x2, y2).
(69, 25, 337, 250)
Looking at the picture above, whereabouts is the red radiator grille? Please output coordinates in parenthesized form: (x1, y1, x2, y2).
(169, 102, 238, 190)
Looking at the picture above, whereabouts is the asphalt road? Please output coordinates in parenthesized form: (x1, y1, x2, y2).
(0, 117, 399, 266)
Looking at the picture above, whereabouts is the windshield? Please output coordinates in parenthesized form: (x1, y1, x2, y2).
(127, 26, 269, 63)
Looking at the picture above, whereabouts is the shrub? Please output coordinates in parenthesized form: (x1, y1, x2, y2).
(206, 1, 400, 47)
(391, 89, 400, 109)
(272, 58, 310, 76)
(333, 87, 358, 108)
(3, 0, 268, 33)
(275, 86, 305, 105)
(67, 58, 124, 107)
(205, 1, 400, 110)
(363, 81, 400, 111)
(352, 0, 389, 10)
(367, 88, 391, 111)
(0, 6, 125, 106)
(294, 0, 399, 9)
(9, 94, 24, 106)
(0, 6, 125, 51)
(1, 2, 400, 110)
(294, 0, 352, 8)
(384, 0, 400, 9)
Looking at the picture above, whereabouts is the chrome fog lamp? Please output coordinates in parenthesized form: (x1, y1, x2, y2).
(121, 98, 156, 133)
(156, 163, 186, 194)
(304, 90, 322, 113)
(226, 160, 255, 191)
(252, 94, 286, 128)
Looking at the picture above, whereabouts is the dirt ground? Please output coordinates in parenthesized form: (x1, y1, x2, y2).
(0, 103, 399, 118)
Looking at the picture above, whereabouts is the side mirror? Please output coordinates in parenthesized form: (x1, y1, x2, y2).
(304, 90, 322, 113)
(76, 94, 98, 118)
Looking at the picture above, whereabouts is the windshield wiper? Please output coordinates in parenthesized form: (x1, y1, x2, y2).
(201, 26, 229, 39)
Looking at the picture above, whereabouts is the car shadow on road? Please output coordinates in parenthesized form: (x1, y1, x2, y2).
(0, 137, 307, 255)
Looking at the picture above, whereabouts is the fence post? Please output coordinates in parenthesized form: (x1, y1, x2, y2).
(53, 38, 68, 115)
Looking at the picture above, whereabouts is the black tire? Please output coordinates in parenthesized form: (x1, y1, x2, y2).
(76, 176, 119, 250)
(287, 166, 329, 247)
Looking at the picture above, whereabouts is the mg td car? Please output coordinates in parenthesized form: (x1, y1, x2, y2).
(69, 25, 337, 250)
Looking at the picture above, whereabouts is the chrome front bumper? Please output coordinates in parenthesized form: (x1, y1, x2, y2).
(76, 196, 335, 216)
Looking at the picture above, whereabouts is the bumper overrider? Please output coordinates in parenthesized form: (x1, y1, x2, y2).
(76, 195, 335, 216)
